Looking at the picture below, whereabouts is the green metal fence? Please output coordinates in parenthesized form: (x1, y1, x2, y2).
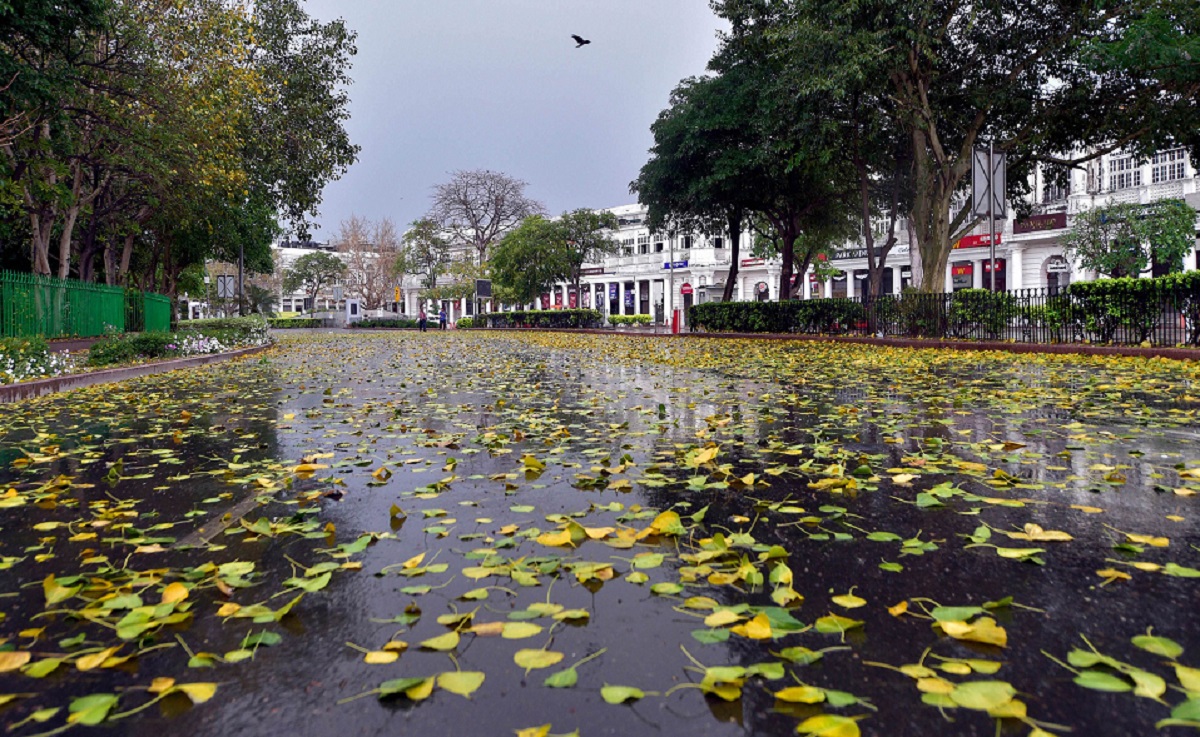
(124, 290, 173, 333)
(0, 270, 172, 339)
(144, 292, 171, 332)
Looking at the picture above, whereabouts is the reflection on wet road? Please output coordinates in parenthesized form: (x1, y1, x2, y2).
(1, 331, 1198, 737)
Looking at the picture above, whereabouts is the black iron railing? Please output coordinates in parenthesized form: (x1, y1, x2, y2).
(690, 272, 1200, 347)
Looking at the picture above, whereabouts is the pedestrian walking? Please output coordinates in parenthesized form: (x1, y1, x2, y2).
(418, 309, 427, 332)
(438, 308, 447, 330)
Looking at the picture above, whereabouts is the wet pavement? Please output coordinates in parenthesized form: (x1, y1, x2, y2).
(1, 331, 1199, 737)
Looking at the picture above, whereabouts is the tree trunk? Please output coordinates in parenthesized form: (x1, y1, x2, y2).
(118, 232, 135, 283)
(722, 208, 742, 302)
(778, 230, 795, 302)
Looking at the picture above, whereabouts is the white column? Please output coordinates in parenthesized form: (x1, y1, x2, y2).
(824, 280, 833, 299)
(973, 260, 985, 289)
(891, 266, 902, 294)
(944, 267, 954, 293)
(846, 272, 856, 300)
(1010, 247, 1024, 291)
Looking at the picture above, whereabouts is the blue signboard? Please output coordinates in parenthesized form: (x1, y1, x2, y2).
(663, 260, 688, 270)
(608, 283, 618, 297)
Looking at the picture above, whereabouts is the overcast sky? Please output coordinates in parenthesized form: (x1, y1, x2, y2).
(299, 0, 726, 239)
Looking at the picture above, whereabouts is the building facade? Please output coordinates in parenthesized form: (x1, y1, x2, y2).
(547, 148, 1200, 325)
(268, 149, 1200, 326)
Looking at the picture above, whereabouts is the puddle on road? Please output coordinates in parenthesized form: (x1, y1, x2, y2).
(1, 332, 1198, 737)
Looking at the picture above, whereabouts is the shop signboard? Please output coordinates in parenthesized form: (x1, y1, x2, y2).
(579, 267, 606, 276)
(954, 233, 1002, 249)
(1014, 212, 1067, 234)
(663, 260, 688, 269)
(1046, 255, 1070, 273)
(951, 262, 973, 290)
(740, 258, 765, 267)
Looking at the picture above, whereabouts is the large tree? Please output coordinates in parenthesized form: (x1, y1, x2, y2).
(335, 214, 399, 309)
(282, 250, 347, 309)
(396, 217, 449, 292)
(242, 0, 360, 239)
(632, 71, 756, 302)
(491, 210, 619, 306)
(637, 10, 855, 302)
(1062, 199, 1197, 278)
(428, 169, 544, 266)
(733, 0, 1200, 291)
(0, 0, 359, 292)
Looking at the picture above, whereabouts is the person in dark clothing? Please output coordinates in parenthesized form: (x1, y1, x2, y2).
(438, 308, 447, 330)
(418, 309, 427, 332)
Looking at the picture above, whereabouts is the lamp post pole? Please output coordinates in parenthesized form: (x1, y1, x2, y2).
(988, 140, 996, 292)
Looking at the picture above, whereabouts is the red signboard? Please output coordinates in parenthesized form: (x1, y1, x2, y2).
(952, 263, 973, 276)
(954, 233, 1002, 249)
(740, 258, 765, 267)
(680, 283, 694, 295)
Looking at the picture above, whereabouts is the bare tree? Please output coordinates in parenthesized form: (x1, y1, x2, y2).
(335, 214, 400, 309)
(428, 169, 544, 265)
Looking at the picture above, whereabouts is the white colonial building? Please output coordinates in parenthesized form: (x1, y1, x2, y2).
(271, 148, 1200, 326)
(545, 147, 1200, 325)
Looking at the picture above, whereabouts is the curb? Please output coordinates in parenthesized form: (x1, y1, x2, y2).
(469, 327, 1200, 361)
(0, 344, 273, 404)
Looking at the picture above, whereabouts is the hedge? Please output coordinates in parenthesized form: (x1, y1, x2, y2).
(269, 318, 321, 329)
(688, 271, 1200, 346)
(609, 314, 653, 326)
(689, 299, 865, 334)
(350, 317, 418, 329)
(484, 309, 602, 329)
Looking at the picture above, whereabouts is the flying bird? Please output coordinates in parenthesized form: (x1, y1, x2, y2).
(571, 34, 591, 48)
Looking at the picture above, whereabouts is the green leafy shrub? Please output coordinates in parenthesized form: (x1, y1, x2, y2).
(269, 318, 322, 328)
(177, 315, 270, 346)
(690, 299, 865, 333)
(0, 336, 74, 384)
(946, 289, 1017, 339)
(89, 315, 271, 367)
(456, 317, 474, 329)
(484, 309, 602, 329)
(609, 314, 653, 326)
(1066, 275, 1196, 344)
(349, 317, 418, 329)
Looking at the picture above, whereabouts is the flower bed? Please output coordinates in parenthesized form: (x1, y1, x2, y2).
(87, 315, 271, 367)
(0, 336, 74, 385)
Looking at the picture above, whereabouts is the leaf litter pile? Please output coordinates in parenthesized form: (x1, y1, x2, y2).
(1, 331, 1199, 737)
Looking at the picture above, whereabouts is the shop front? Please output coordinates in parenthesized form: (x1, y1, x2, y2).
(1045, 255, 1071, 293)
(951, 262, 973, 291)
(982, 258, 1007, 292)
(831, 272, 848, 298)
